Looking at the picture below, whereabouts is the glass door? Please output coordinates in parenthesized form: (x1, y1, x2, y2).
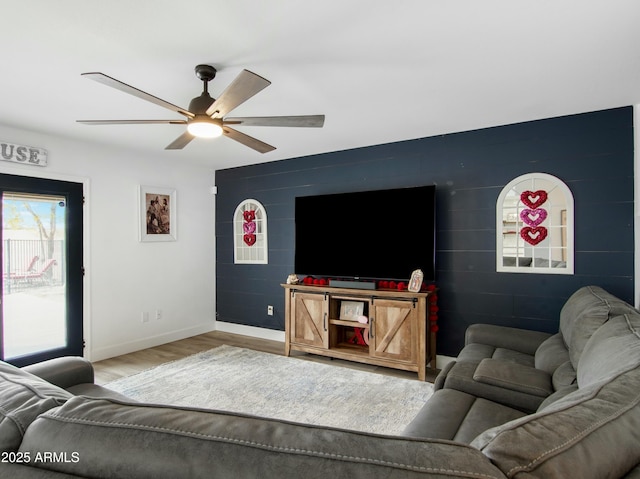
(0, 174, 83, 367)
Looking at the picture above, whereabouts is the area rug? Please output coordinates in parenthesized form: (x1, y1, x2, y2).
(105, 345, 433, 435)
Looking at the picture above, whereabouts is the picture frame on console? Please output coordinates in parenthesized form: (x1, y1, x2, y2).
(139, 185, 176, 242)
(408, 269, 424, 293)
(340, 301, 365, 321)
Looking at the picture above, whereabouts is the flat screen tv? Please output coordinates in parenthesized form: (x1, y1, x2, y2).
(294, 185, 436, 282)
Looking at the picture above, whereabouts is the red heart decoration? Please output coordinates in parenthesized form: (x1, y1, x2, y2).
(243, 210, 256, 222)
(520, 190, 548, 209)
(243, 233, 256, 246)
(520, 226, 548, 246)
(243, 221, 256, 234)
(520, 208, 547, 227)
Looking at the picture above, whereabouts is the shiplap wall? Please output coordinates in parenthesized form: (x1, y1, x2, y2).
(215, 106, 634, 356)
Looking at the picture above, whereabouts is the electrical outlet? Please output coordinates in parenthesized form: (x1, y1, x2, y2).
(141, 312, 149, 323)
(155, 309, 162, 320)
(267, 305, 274, 316)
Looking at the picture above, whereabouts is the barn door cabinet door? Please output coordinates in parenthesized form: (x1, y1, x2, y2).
(369, 298, 419, 364)
(290, 291, 328, 349)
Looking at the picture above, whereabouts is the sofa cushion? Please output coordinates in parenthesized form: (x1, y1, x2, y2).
(403, 388, 526, 444)
(559, 285, 637, 367)
(472, 359, 553, 398)
(0, 361, 71, 452)
(578, 313, 640, 388)
(457, 343, 534, 367)
(19, 396, 505, 479)
(472, 313, 640, 479)
(463, 324, 550, 357)
(534, 333, 569, 374)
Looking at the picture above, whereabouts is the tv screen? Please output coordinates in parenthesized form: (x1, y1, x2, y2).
(294, 185, 436, 282)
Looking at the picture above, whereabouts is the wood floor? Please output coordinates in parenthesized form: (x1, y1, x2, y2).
(92, 331, 438, 385)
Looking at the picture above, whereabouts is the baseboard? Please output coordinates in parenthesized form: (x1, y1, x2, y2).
(215, 321, 286, 343)
(89, 322, 217, 362)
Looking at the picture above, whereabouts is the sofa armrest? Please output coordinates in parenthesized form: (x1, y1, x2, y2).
(442, 361, 546, 413)
(22, 356, 95, 389)
(433, 360, 456, 391)
(465, 324, 552, 355)
(473, 358, 553, 398)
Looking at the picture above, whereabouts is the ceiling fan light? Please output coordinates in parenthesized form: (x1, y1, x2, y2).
(187, 120, 223, 138)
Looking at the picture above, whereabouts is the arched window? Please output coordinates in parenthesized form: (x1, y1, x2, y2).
(234, 199, 268, 264)
(497, 173, 574, 274)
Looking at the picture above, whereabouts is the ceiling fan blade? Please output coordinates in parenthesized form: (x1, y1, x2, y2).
(82, 72, 195, 119)
(224, 115, 325, 128)
(77, 120, 187, 125)
(165, 131, 195, 150)
(206, 70, 271, 118)
(223, 126, 275, 154)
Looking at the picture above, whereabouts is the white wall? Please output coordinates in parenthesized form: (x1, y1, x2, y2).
(0, 124, 217, 361)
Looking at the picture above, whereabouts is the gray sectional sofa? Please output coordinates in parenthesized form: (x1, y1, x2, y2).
(2, 285, 640, 478)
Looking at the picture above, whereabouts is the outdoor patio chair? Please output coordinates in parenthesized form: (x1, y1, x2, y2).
(10, 258, 57, 284)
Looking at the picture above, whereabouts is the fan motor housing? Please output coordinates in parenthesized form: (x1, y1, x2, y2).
(189, 93, 215, 114)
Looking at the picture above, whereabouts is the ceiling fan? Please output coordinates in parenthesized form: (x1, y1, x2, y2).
(77, 64, 325, 153)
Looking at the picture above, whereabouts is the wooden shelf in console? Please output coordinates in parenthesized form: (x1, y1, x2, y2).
(282, 283, 436, 381)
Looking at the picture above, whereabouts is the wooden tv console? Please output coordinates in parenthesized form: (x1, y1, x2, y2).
(282, 284, 436, 381)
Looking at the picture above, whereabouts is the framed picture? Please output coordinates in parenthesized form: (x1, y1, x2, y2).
(340, 301, 364, 321)
(408, 269, 424, 292)
(139, 185, 176, 242)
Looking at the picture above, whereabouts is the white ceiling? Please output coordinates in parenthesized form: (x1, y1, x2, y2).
(2, 1, 639, 170)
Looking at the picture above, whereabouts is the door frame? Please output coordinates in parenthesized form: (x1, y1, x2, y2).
(0, 166, 90, 362)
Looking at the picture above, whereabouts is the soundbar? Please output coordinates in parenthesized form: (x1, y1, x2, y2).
(329, 279, 376, 290)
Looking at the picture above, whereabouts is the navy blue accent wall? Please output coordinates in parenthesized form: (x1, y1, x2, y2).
(215, 106, 634, 357)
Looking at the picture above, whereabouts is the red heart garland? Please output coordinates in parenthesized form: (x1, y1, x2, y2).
(243, 210, 256, 222)
(243, 234, 256, 246)
(520, 226, 548, 246)
(520, 190, 548, 209)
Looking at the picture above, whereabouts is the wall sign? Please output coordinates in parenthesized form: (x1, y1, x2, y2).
(0, 141, 48, 167)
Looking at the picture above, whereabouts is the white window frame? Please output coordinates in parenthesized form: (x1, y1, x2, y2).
(496, 173, 574, 274)
(233, 199, 268, 264)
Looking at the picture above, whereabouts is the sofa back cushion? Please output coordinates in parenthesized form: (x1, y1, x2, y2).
(19, 396, 505, 479)
(559, 285, 637, 367)
(0, 361, 71, 452)
(534, 333, 569, 374)
(577, 313, 640, 388)
(472, 313, 640, 479)
(551, 360, 576, 390)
